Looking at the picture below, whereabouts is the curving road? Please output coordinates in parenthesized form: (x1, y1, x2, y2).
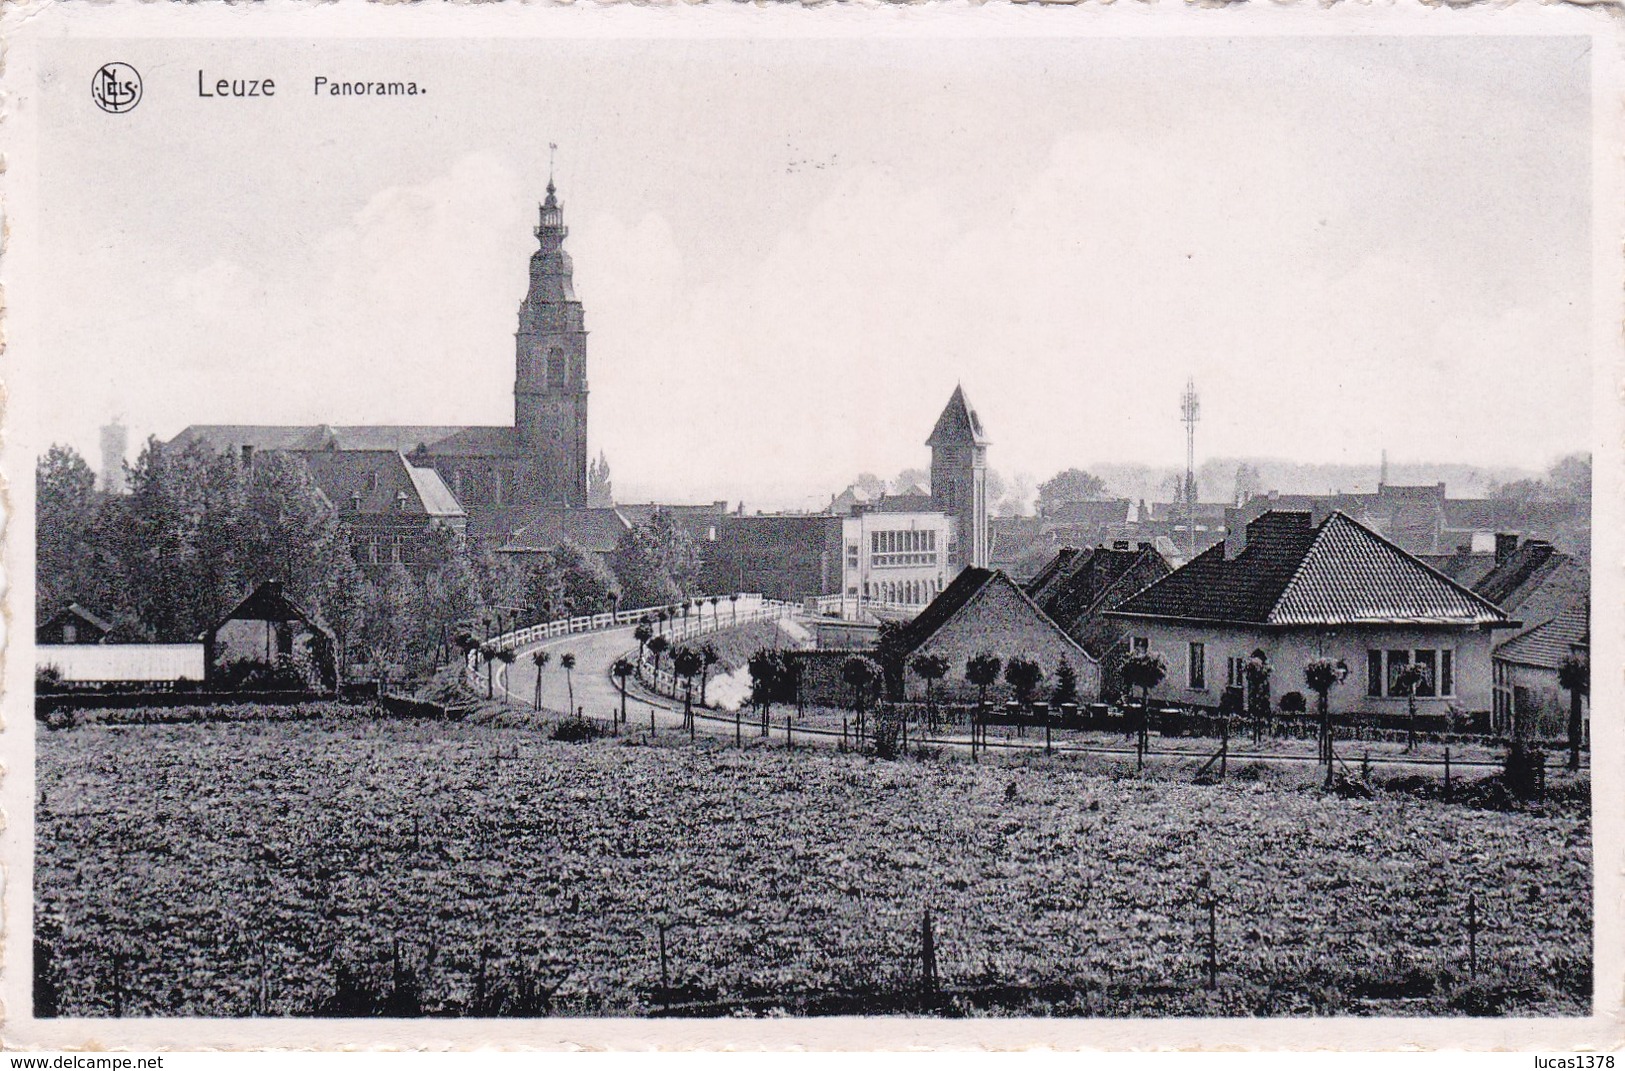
(498, 623, 679, 726)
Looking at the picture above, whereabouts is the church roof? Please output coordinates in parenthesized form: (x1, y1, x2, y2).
(171, 424, 516, 459)
(501, 507, 631, 555)
(926, 385, 989, 448)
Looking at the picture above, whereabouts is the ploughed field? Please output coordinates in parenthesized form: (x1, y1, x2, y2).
(36, 714, 1591, 1017)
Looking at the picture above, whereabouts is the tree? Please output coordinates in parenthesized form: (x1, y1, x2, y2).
(840, 656, 879, 733)
(1558, 653, 1589, 771)
(1036, 468, 1108, 517)
(1303, 657, 1349, 779)
(559, 652, 578, 715)
(874, 621, 911, 701)
(853, 473, 886, 499)
(551, 539, 621, 617)
(647, 634, 670, 692)
(1004, 657, 1044, 709)
(1120, 653, 1168, 770)
(965, 653, 1002, 711)
(672, 646, 703, 728)
(611, 657, 635, 724)
(495, 646, 517, 701)
(643, 510, 702, 597)
(699, 643, 719, 707)
(911, 653, 950, 729)
(607, 527, 682, 610)
(1391, 661, 1429, 753)
(633, 620, 653, 666)
(587, 450, 614, 508)
(729, 592, 740, 625)
(891, 468, 929, 494)
(749, 649, 790, 727)
(1052, 659, 1079, 707)
(531, 649, 552, 711)
(1243, 651, 1272, 744)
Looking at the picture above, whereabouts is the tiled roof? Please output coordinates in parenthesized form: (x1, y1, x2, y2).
(1039, 547, 1171, 634)
(1043, 499, 1133, 525)
(172, 424, 515, 459)
(890, 567, 996, 654)
(1024, 547, 1088, 603)
(45, 602, 115, 635)
(891, 567, 1087, 660)
(1417, 550, 1500, 589)
(1470, 541, 1561, 608)
(501, 507, 632, 555)
(1495, 600, 1589, 670)
(1111, 511, 1508, 627)
(289, 450, 465, 518)
(869, 493, 936, 514)
(926, 385, 989, 447)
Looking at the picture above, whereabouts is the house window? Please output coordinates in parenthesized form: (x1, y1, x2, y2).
(1132, 636, 1149, 655)
(1368, 648, 1455, 698)
(62, 624, 78, 644)
(1226, 656, 1245, 690)
(1188, 642, 1206, 690)
(399, 534, 417, 564)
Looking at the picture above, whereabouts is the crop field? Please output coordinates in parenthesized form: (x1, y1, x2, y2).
(35, 713, 1591, 1017)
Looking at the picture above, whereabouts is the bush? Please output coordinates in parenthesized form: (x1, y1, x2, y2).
(550, 716, 604, 743)
(1503, 740, 1546, 801)
(36, 665, 64, 694)
(870, 713, 902, 760)
(1279, 691, 1307, 715)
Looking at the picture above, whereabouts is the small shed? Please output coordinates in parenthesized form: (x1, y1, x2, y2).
(37, 603, 115, 645)
(205, 580, 337, 693)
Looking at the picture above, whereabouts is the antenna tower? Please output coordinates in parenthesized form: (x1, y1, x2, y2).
(1181, 378, 1200, 559)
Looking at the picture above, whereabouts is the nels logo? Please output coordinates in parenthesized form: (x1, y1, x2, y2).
(92, 63, 142, 114)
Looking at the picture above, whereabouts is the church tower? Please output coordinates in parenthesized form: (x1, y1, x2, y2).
(928, 385, 990, 571)
(514, 179, 589, 507)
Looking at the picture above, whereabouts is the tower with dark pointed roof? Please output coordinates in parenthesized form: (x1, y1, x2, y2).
(514, 178, 589, 507)
(928, 385, 989, 570)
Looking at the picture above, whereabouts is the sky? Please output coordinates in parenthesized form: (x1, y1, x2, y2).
(26, 32, 1593, 511)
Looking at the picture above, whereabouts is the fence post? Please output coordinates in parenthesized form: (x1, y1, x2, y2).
(1466, 892, 1480, 980)
(1219, 720, 1228, 781)
(1444, 746, 1452, 800)
(1205, 883, 1218, 991)
(920, 908, 939, 997)
(786, 717, 792, 748)
(736, 706, 742, 747)
(649, 709, 655, 738)
(1045, 715, 1052, 756)
(842, 717, 848, 751)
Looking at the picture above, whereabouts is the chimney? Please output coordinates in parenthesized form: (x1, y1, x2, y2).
(1138, 541, 1153, 552)
(1494, 533, 1519, 565)
(1113, 540, 1131, 551)
(1223, 522, 1248, 560)
(240, 444, 255, 467)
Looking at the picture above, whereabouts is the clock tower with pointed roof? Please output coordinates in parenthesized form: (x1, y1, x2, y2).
(514, 178, 589, 507)
(928, 384, 990, 571)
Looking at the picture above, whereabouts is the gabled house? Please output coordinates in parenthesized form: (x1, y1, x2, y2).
(498, 506, 632, 565)
(1027, 543, 1173, 700)
(37, 603, 116, 645)
(289, 449, 466, 571)
(205, 580, 337, 693)
(1105, 511, 1512, 719)
(1492, 598, 1589, 739)
(888, 566, 1099, 702)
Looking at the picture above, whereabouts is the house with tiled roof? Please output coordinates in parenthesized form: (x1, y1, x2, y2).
(1106, 511, 1513, 719)
(287, 450, 466, 573)
(1026, 543, 1173, 700)
(1468, 537, 1590, 733)
(1492, 598, 1589, 739)
(887, 566, 1098, 702)
(499, 506, 632, 562)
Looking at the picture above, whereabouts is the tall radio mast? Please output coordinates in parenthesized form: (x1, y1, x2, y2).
(1181, 378, 1200, 559)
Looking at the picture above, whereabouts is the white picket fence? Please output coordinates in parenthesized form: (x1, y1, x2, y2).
(463, 593, 793, 693)
(807, 594, 924, 619)
(633, 599, 800, 699)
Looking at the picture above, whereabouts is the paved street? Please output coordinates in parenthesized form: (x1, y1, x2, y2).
(497, 623, 679, 725)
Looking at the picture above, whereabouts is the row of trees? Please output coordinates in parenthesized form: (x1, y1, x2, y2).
(36, 441, 705, 683)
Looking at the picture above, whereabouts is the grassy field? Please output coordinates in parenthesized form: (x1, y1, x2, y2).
(35, 713, 1591, 1017)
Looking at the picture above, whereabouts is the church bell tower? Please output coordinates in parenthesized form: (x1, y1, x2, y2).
(514, 178, 589, 507)
(928, 385, 990, 571)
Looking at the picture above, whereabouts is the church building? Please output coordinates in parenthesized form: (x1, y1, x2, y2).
(169, 179, 592, 543)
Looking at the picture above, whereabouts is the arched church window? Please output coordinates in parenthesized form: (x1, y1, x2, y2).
(548, 349, 567, 388)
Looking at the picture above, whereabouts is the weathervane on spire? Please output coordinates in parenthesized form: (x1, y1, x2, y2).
(549, 142, 558, 189)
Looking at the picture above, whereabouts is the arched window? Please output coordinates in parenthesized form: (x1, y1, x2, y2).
(547, 349, 567, 388)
